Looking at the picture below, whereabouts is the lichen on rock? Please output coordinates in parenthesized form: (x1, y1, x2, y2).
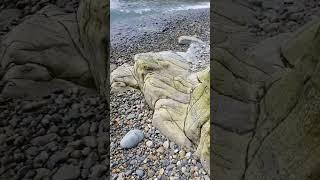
(111, 36, 210, 173)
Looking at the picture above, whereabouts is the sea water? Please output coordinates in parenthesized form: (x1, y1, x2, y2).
(110, 0, 210, 24)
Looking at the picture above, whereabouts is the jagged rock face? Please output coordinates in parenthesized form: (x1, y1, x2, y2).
(111, 38, 210, 172)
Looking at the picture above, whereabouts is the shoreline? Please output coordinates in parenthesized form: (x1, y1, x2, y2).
(110, 8, 210, 66)
(110, 8, 210, 179)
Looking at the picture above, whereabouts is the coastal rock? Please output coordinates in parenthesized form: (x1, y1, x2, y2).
(120, 129, 144, 149)
(211, 1, 320, 179)
(111, 37, 210, 172)
(0, 5, 94, 97)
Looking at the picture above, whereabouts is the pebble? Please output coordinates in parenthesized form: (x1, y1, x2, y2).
(120, 129, 144, 149)
(135, 169, 144, 177)
(163, 140, 169, 149)
(83, 136, 97, 148)
(52, 164, 80, 180)
(186, 152, 192, 159)
(146, 140, 153, 147)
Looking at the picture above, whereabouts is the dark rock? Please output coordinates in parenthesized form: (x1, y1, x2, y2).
(31, 133, 58, 146)
(77, 122, 90, 136)
(68, 140, 83, 149)
(81, 168, 89, 178)
(24, 170, 36, 178)
(82, 136, 97, 148)
(17, 165, 31, 178)
(81, 147, 91, 156)
(52, 164, 80, 180)
(89, 164, 107, 178)
(82, 152, 98, 169)
(47, 151, 68, 169)
(34, 151, 49, 164)
(34, 168, 51, 180)
(97, 136, 107, 155)
(70, 150, 82, 159)
(22, 100, 47, 112)
(25, 146, 39, 157)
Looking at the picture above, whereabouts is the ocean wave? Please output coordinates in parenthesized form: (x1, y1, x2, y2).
(172, 2, 210, 11)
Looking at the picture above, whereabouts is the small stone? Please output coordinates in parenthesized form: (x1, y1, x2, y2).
(34, 168, 50, 180)
(34, 151, 48, 163)
(127, 114, 135, 119)
(176, 161, 181, 166)
(82, 147, 91, 156)
(31, 133, 58, 146)
(146, 140, 153, 147)
(77, 122, 90, 136)
(178, 150, 186, 158)
(135, 169, 144, 177)
(52, 164, 80, 180)
(185, 152, 192, 159)
(181, 167, 187, 173)
(125, 170, 133, 176)
(47, 151, 68, 169)
(159, 168, 164, 176)
(89, 165, 107, 178)
(163, 141, 169, 149)
(120, 129, 144, 149)
(156, 147, 165, 153)
(83, 136, 97, 148)
(70, 150, 81, 159)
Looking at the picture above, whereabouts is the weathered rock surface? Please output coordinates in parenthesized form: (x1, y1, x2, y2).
(77, 0, 108, 96)
(212, 0, 320, 179)
(0, 0, 107, 98)
(111, 38, 210, 171)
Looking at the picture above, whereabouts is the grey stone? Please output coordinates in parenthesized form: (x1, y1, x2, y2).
(89, 164, 107, 178)
(77, 122, 90, 136)
(135, 169, 144, 177)
(47, 151, 68, 169)
(83, 136, 97, 148)
(34, 168, 51, 180)
(31, 133, 58, 146)
(120, 129, 144, 149)
(52, 164, 80, 180)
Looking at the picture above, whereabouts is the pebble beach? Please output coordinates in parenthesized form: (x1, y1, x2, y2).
(110, 7, 210, 180)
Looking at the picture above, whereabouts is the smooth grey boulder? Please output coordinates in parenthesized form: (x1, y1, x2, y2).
(120, 129, 144, 149)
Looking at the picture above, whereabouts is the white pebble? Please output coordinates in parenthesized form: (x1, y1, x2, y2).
(181, 167, 187, 173)
(146, 140, 153, 147)
(163, 141, 169, 149)
(185, 152, 192, 159)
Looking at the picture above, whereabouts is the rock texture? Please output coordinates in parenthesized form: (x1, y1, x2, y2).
(0, 0, 107, 98)
(111, 38, 210, 172)
(212, 0, 320, 179)
(77, 0, 108, 96)
(0, 0, 109, 179)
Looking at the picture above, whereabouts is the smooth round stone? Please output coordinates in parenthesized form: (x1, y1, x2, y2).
(120, 129, 144, 149)
(135, 169, 144, 177)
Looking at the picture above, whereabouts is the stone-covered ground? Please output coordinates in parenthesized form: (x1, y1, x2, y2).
(0, 0, 109, 179)
(110, 8, 210, 180)
(0, 88, 108, 179)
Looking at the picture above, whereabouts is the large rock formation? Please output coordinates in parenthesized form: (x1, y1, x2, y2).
(111, 37, 210, 171)
(0, 0, 107, 98)
(212, 0, 320, 179)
